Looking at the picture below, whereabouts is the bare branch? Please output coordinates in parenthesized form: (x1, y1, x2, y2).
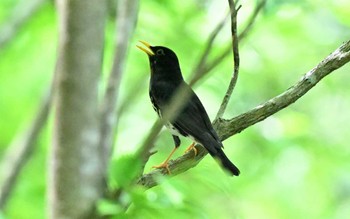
(136, 39, 350, 189)
(218, 40, 350, 140)
(99, 0, 139, 170)
(238, 0, 266, 40)
(190, 0, 266, 86)
(189, 12, 229, 86)
(115, 75, 147, 122)
(216, 0, 241, 119)
(135, 119, 164, 162)
(0, 90, 51, 209)
(0, 0, 46, 49)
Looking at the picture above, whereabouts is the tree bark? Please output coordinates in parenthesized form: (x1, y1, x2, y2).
(49, 0, 106, 218)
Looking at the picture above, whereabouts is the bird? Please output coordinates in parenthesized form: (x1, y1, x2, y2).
(137, 41, 240, 176)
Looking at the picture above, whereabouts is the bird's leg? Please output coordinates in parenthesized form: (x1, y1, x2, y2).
(184, 142, 198, 156)
(152, 135, 181, 174)
(152, 147, 177, 174)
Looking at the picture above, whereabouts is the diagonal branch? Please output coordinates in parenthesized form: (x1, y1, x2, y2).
(218, 40, 350, 140)
(189, 12, 229, 86)
(0, 0, 47, 50)
(0, 89, 51, 209)
(136, 39, 350, 189)
(216, 0, 241, 119)
(238, 0, 266, 40)
(190, 0, 266, 86)
(0, 59, 58, 209)
(99, 0, 139, 170)
(115, 76, 147, 125)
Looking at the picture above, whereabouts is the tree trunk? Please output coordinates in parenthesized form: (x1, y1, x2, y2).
(49, 0, 106, 218)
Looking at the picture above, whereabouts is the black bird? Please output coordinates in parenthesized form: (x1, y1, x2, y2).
(137, 41, 240, 176)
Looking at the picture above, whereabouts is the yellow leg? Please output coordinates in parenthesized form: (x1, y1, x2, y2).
(152, 147, 178, 174)
(184, 142, 198, 156)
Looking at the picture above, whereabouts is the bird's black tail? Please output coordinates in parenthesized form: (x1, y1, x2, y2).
(210, 148, 240, 176)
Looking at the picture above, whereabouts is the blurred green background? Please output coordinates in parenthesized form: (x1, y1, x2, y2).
(1, 0, 350, 218)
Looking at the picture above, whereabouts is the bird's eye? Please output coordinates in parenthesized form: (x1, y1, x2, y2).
(156, 49, 165, 55)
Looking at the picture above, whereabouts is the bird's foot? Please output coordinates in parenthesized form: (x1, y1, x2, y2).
(152, 162, 171, 174)
(152, 147, 178, 174)
(184, 142, 198, 156)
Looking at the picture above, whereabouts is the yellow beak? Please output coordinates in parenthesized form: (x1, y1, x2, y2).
(136, 40, 155, 56)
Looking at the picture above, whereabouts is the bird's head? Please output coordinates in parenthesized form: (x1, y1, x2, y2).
(137, 41, 182, 79)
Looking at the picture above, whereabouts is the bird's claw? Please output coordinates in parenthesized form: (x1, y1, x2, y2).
(152, 162, 171, 174)
(184, 142, 198, 156)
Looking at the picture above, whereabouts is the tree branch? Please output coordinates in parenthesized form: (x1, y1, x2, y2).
(99, 0, 139, 171)
(190, 0, 266, 85)
(189, 12, 229, 86)
(218, 40, 350, 140)
(216, 1, 241, 119)
(115, 76, 147, 124)
(0, 90, 51, 209)
(136, 39, 350, 189)
(238, 0, 266, 40)
(0, 0, 46, 50)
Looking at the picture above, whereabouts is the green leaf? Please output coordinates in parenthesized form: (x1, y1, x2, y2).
(109, 154, 142, 188)
(97, 199, 123, 217)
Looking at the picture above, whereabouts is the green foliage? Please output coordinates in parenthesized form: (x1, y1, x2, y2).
(109, 154, 142, 189)
(1, 0, 350, 218)
(97, 199, 124, 217)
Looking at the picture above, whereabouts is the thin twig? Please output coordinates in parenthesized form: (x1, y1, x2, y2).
(135, 119, 164, 161)
(99, 0, 139, 171)
(190, 0, 266, 86)
(136, 39, 350, 189)
(0, 57, 57, 209)
(0, 89, 51, 209)
(115, 74, 148, 129)
(189, 12, 230, 86)
(238, 0, 266, 40)
(0, 0, 46, 50)
(218, 40, 350, 140)
(216, 1, 241, 120)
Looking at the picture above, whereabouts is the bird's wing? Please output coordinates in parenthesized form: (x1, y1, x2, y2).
(150, 82, 222, 151)
(149, 81, 176, 113)
(172, 86, 223, 152)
